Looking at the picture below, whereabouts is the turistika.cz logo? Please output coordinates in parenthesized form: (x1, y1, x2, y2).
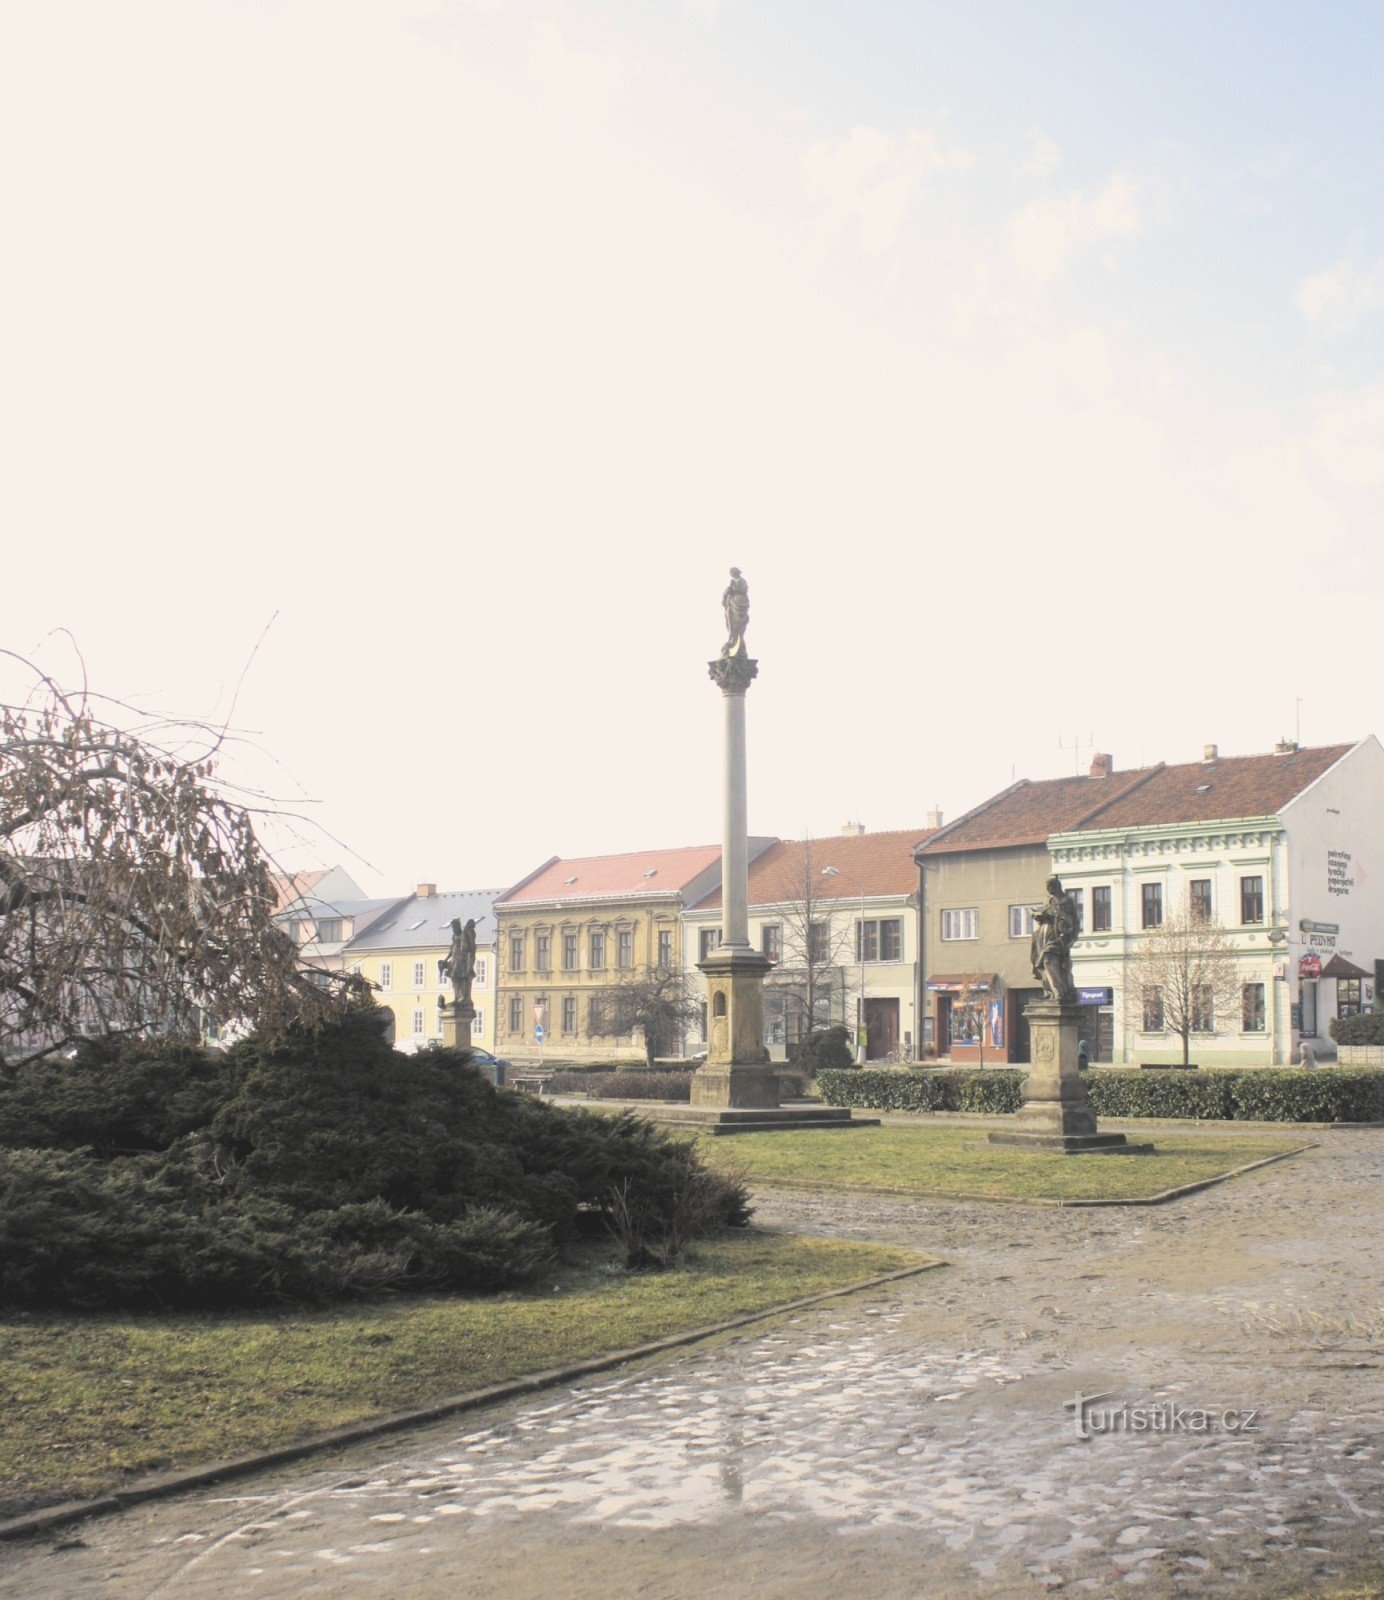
(1066, 1392, 1262, 1441)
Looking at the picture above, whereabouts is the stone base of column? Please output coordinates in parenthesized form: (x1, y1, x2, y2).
(694, 945, 775, 1107)
(988, 1000, 1153, 1155)
(441, 1001, 477, 1051)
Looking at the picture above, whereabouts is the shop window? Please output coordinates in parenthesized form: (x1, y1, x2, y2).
(1338, 977, 1364, 1021)
(1092, 886, 1112, 932)
(1240, 876, 1264, 925)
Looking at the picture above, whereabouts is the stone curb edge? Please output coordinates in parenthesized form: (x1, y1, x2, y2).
(0, 1258, 944, 1544)
(738, 1143, 1315, 1209)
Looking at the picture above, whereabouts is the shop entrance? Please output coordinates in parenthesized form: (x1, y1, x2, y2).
(1008, 988, 1043, 1063)
(936, 995, 952, 1056)
(864, 998, 899, 1060)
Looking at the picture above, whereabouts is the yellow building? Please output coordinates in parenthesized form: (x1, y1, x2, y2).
(341, 884, 502, 1053)
(495, 844, 758, 1062)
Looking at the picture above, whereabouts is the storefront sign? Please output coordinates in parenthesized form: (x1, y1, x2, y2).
(1327, 851, 1355, 898)
(1299, 953, 1322, 979)
(1299, 919, 1340, 934)
(1077, 987, 1113, 1005)
(988, 998, 1004, 1048)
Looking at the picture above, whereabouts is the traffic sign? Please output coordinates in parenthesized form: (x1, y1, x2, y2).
(534, 1023, 546, 1043)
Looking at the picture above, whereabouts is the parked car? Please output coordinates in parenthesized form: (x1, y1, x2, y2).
(465, 1047, 510, 1085)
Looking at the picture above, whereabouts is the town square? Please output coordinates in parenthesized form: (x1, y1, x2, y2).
(2, 4, 1383, 1599)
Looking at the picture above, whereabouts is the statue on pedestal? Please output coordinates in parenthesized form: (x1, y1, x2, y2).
(1030, 876, 1078, 1003)
(442, 916, 477, 1009)
(720, 567, 750, 657)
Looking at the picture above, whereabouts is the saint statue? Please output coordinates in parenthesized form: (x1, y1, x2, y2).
(1029, 876, 1078, 1004)
(720, 567, 750, 657)
(442, 916, 477, 1009)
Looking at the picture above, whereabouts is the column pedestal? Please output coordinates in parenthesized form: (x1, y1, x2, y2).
(692, 945, 778, 1108)
(988, 1001, 1151, 1154)
(440, 1000, 477, 1052)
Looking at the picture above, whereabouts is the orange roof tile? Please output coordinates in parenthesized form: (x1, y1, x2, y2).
(693, 829, 934, 912)
(918, 770, 1157, 854)
(497, 843, 725, 905)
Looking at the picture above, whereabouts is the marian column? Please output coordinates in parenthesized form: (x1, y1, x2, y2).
(692, 568, 778, 1109)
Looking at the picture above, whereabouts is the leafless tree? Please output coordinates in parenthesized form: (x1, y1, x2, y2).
(758, 838, 860, 1049)
(1126, 894, 1243, 1067)
(595, 964, 702, 1067)
(0, 653, 355, 1063)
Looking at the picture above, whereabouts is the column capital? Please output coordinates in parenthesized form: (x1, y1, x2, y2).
(708, 655, 759, 694)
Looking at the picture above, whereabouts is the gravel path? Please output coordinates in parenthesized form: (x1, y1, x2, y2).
(2, 1133, 1380, 1600)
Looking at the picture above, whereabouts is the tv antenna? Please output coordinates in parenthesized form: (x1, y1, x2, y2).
(1059, 732, 1093, 775)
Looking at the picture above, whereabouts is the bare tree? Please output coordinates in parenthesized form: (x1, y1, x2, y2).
(0, 655, 355, 1063)
(596, 964, 703, 1067)
(760, 838, 859, 1050)
(1126, 894, 1242, 1067)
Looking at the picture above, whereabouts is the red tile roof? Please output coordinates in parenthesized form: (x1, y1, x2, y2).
(693, 829, 934, 911)
(918, 771, 1156, 854)
(1064, 743, 1354, 831)
(497, 843, 725, 905)
(270, 869, 328, 911)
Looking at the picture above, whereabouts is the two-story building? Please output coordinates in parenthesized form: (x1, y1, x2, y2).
(342, 884, 503, 1052)
(494, 843, 774, 1062)
(683, 825, 933, 1061)
(1050, 739, 1383, 1064)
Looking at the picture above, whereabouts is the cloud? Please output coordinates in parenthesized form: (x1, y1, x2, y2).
(1309, 387, 1384, 488)
(528, 19, 632, 116)
(1007, 174, 1141, 282)
(1296, 256, 1384, 335)
(683, 0, 723, 17)
(800, 125, 970, 255)
(1019, 132, 1062, 179)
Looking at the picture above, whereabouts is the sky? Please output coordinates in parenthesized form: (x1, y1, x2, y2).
(3, 1, 1382, 896)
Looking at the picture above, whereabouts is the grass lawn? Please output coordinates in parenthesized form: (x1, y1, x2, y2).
(701, 1124, 1306, 1203)
(0, 1231, 925, 1519)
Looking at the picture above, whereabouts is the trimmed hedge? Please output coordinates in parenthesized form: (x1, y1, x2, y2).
(562, 1070, 694, 1101)
(818, 1066, 1384, 1123)
(1330, 1011, 1384, 1046)
(789, 1027, 855, 1072)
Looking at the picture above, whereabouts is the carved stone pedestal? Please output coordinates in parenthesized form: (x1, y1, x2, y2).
(692, 946, 776, 1108)
(988, 1000, 1151, 1154)
(440, 1001, 477, 1052)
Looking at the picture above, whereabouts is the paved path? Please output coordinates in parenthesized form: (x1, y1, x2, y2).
(3, 1134, 1380, 1600)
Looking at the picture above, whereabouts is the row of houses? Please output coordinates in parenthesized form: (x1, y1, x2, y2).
(279, 737, 1384, 1067)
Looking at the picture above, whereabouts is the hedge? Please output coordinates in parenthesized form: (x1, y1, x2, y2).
(1330, 1011, 1384, 1046)
(817, 1066, 1384, 1123)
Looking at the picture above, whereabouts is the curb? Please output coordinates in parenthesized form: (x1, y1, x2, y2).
(739, 1143, 1315, 1209)
(0, 1259, 943, 1543)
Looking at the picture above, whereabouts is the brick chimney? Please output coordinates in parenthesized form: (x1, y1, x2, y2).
(1202, 744, 1219, 764)
(926, 807, 944, 830)
(416, 882, 437, 898)
(1089, 752, 1113, 778)
(841, 821, 865, 836)
(1274, 739, 1299, 755)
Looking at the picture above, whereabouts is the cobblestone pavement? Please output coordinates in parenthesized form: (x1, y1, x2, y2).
(3, 1133, 1381, 1600)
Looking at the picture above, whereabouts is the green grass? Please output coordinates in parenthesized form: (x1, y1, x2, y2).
(701, 1124, 1306, 1203)
(0, 1232, 924, 1518)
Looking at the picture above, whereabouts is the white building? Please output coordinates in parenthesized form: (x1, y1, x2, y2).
(1048, 739, 1384, 1065)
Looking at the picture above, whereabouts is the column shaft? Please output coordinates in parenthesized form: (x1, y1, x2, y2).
(722, 688, 750, 949)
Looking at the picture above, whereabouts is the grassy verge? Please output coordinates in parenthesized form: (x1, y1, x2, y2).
(0, 1232, 923, 1518)
(701, 1124, 1305, 1203)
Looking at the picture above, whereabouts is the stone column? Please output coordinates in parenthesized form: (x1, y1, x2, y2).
(692, 650, 777, 1109)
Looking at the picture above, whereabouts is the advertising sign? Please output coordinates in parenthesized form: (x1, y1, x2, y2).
(1299, 953, 1322, 979)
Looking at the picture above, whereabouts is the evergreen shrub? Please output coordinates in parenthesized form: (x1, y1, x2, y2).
(789, 1026, 855, 1072)
(1330, 1011, 1384, 1046)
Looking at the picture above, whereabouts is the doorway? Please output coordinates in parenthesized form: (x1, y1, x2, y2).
(936, 995, 952, 1056)
(864, 998, 899, 1060)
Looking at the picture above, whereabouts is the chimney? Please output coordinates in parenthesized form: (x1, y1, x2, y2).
(926, 807, 944, 831)
(841, 821, 865, 837)
(416, 882, 437, 898)
(1274, 738, 1299, 755)
(1089, 752, 1113, 778)
(1202, 743, 1219, 764)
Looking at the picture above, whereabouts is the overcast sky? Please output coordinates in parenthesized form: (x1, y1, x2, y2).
(3, 1, 1382, 896)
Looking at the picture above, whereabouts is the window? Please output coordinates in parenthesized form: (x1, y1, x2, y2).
(379, 961, 393, 990)
(1141, 883, 1163, 929)
(857, 920, 879, 962)
(315, 918, 342, 944)
(808, 921, 830, 963)
(510, 934, 525, 972)
(472, 1010, 484, 1037)
(1242, 983, 1266, 1032)
(588, 996, 605, 1035)
(1338, 976, 1364, 1021)
(1092, 886, 1112, 933)
(855, 918, 904, 962)
(562, 996, 576, 1033)
(1066, 888, 1084, 934)
(535, 933, 551, 972)
(658, 929, 673, 969)
(413, 960, 426, 989)
(412, 1009, 426, 1037)
(508, 996, 523, 1032)
(1008, 905, 1034, 940)
(436, 957, 448, 985)
(1191, 984, 1214, 1033)
(1240, 875, 1264, 925)
(589, 931, 606, 969)
(349, 963, 361, 977)
(699, 928, 721, 961)
(475, 956, 487, 987)
(941, 908, 978, 941)
(562, 933, 578, 971)
(1142, 986, 1164, 1031)
(617, 929, 633, 969)
(1189, 879, 1212, 923)
(761, 924, 781, 962)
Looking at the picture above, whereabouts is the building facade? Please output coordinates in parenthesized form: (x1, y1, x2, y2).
(342, 884, 502, 1052)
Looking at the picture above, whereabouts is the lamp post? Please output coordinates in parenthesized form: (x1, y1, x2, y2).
(822, 865, 868, 1064)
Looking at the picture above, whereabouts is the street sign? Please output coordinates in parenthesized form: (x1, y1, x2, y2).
(534, 1023, 546, 1043)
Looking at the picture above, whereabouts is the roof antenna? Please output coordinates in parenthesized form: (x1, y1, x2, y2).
(1296, 696, 1302, 747)
(1059, 732, 1093, 775)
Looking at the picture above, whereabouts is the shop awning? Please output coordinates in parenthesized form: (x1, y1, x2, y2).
(927, 973, 998, 993)
(1320, 954, 1371, 980)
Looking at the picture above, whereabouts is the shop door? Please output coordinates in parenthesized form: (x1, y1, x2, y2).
(1008, 987, 1044, 1064)
(1300, 981, 1317, 1038)
(1095, 1007, 1114, 1062)
(936, 996, 952, 1055)
(865, 999, 899, 1060)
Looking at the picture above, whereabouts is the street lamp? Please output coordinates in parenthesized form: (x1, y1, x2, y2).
(822, 865, 868, 1064)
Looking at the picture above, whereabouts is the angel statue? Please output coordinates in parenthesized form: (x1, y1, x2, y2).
(721, 567, 750, 657)
(442, 916, 477, 1009)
